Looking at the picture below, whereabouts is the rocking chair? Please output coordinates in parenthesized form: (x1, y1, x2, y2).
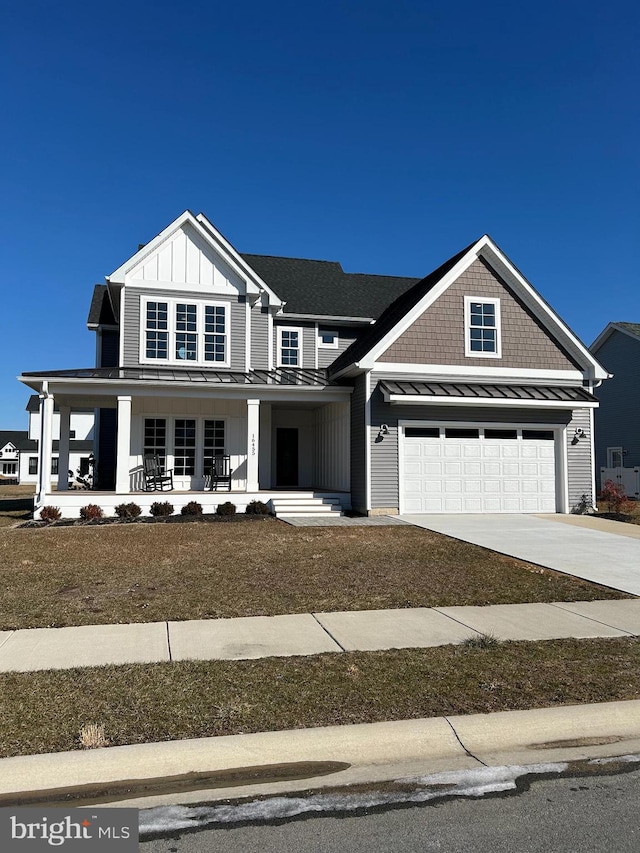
(143, 454, 174, 491)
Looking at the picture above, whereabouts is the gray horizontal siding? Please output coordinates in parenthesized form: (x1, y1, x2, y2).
(317, 328, 361, 368)
(123, 288, 245, 370)
(251, 306, 269, 370)
(567, 408, 593, 509)
(593, 332, 640, 469)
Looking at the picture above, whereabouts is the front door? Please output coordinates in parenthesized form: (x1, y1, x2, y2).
(276, 428, 298, 487)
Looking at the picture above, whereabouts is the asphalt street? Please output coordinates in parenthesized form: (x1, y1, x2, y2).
(140, 765, 640, 853)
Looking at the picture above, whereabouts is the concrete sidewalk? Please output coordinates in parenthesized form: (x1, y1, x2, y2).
(402, 514, 640, 595)
(1, 598, 639, 672)
(2, 700, 640, 809)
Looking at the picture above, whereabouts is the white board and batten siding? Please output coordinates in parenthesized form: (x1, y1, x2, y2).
(129, 223, 245, 295)
(315, 402, 350, 491)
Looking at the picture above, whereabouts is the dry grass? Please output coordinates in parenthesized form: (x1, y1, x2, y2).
(0, 484, 35, 498)
(1, 637, 640, 758)
(0, 523, 626, 630)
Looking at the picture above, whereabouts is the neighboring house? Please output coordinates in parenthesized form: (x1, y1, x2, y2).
(0, 401, 95, 485)
(0, 433, 24, 481)
(19, 210, 608, 518)
(590, 322, 640, 498)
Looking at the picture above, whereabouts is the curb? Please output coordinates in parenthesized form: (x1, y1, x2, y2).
(1, 700, 640, 809)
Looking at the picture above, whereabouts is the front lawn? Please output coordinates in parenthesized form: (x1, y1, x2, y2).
(1, 637, 639, 758)
(0, 522, 627, 630)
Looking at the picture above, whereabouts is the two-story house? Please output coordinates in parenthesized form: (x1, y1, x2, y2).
(19, 211, 608, 518)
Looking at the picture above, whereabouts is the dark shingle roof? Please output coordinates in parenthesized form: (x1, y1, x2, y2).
(87, 285, 117, 327)
(241, 254, 420, 318)
(329, 240, 477, 375)
(616, 322, 640, 338)
(0, 430, 35, 451)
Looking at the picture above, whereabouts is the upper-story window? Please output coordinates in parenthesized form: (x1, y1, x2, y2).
(318, 328, 339, 348)
(464, 296, 501, 358)
(278, 327, 303, 367)
(141, 298, 229, 366)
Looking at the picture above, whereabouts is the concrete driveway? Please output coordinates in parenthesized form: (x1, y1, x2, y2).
(399, 514, 640, 595)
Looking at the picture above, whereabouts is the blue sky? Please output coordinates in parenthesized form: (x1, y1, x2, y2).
(1, 0, 638, 427)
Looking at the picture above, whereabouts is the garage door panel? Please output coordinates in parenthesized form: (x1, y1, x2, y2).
(402, 431, 558, 514)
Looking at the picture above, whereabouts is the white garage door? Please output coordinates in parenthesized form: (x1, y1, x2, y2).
(401, 426, 557, 513)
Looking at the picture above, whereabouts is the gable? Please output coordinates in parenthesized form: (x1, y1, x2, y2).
(379, 258, 581, 370)
(128, 222, 245, 295)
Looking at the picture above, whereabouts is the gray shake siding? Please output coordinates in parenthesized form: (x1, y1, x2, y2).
(593, 330, 640, 470)
(349, 374, 368, 513)
(368, 379, 592, 511)
(251, 305, 270, 369)
(381, 258, 580, 370)
(123, 288, 246, 370)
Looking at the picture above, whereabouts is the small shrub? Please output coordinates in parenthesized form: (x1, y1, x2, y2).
(114, 502, 142, 519)
(40, 505, 61, 523)
(245, 499, 270, 515)
(599, 479, 626, 514)
(79, 504, 104, 521)
(150, 501, 174, 517)
(181, 501, 203, 516)
(216, 501, 236, 516)
(462, 632, 501, 649)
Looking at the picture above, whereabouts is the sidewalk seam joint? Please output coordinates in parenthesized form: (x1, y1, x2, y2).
(311, 614, 346, 652)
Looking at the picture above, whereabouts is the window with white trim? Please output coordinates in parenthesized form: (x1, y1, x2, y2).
(203, 419, 225, 474)
(144, 418, 167, 467)
(278, 327, 303, 367)
(143, 417, 226, 478)
(174, 419, 196, 475)
(607, 447, 624, 468)
(464, 296, 501, 358)
(141, 298, 229, 366)
(318, 328, 339, 348)
(29, 457, 38, 475)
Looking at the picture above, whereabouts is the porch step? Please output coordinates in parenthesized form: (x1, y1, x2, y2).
(271, 497, 343, 517)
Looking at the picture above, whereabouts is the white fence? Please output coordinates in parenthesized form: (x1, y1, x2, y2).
(600, 467, 640, 499)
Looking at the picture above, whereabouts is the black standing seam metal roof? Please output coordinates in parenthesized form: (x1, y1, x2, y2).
(21, 367, 340, 388)
(379, 381, 597, 403)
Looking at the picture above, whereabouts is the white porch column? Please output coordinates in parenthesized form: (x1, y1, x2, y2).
(246, 398, 260, 491)
(115, 395, 132, 494)
(57, 405, 71, 491)
(38, 388, 54, 501)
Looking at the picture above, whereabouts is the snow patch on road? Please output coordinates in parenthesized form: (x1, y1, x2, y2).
(139, 762, 567, 837)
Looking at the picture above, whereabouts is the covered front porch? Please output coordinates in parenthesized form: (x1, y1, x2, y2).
(20, 367, 352, 519)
